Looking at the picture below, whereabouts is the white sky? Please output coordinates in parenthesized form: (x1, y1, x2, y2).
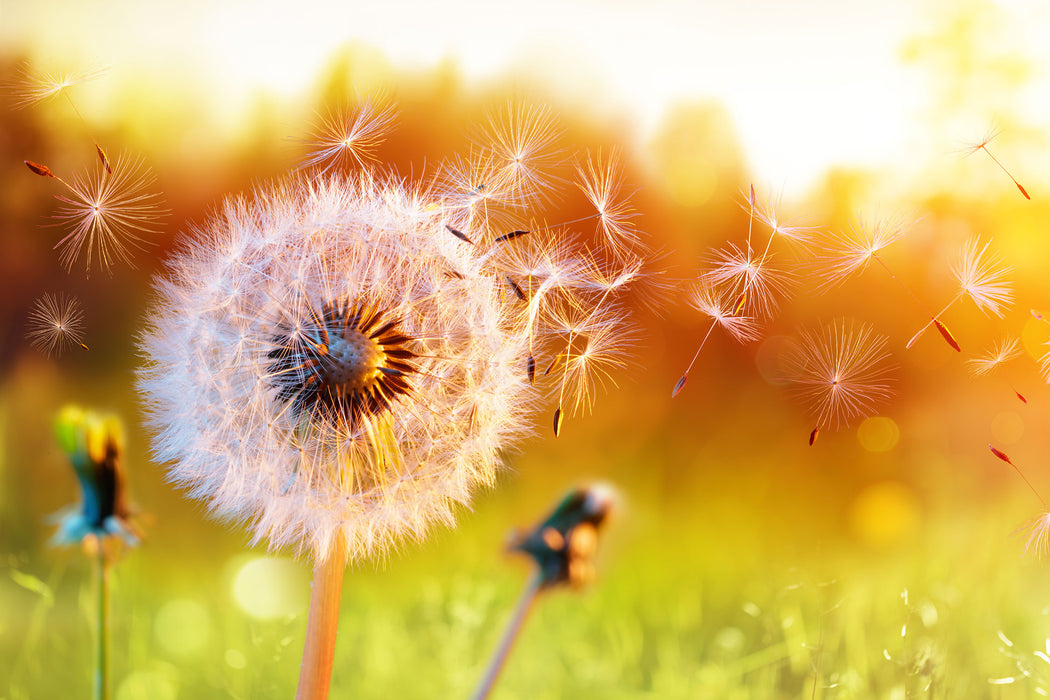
(3, 0, 1048, 197)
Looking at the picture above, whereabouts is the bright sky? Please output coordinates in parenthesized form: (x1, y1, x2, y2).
(3, 0, 1048, 196)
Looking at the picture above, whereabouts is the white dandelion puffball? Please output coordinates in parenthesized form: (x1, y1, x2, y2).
(138, 175, 538, 563)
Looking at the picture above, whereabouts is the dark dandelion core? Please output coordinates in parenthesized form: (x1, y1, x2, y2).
(266, 301, 418, 429)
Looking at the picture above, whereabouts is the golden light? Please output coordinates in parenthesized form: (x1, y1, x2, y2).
(5, 1, 1048, 195)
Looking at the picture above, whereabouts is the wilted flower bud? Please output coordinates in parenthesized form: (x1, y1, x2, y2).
(510, 485, 614, 588)
(52, 405, 140, 549)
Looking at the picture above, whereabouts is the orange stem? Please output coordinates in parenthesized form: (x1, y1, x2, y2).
(296, 542, 346, 700)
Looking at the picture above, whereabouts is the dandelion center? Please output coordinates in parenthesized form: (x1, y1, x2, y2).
(266, 301, 417, 429)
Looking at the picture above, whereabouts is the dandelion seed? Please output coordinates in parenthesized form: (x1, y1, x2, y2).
(821, 216, 961, 351)
(547, 305, 632, 418)
(48, 152, 166, 274)
(25, 160, 56, 178)
(298, 98, 397, 174)
(934, 320, 961, 352)
(438, 150, 523, 230)
(989, 445, 1046, 508)
(26, 293, 88, 357)
(968, 337, 1026, 402)
(475, 102, 564, 205)
(704, 242, 793, 320)
(817, 216, 913, 288)
(495, 229, 530, 243)
(506, 276, 527, 301)
(445, 224, 474, 245)
(748, 189, 814, 249)
(1016, 512, 1050, 558)
(962, 129, 1030, 200)
(6, 64, 108, 108)
(907, 237, 1013, 349)
(673, 279, 760, 397)
(8, 64, 113, 173)
(782, 319, 894, 441)
(574, 149, 640, 255)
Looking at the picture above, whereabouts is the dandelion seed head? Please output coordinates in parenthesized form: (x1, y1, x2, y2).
(26, 292, 86, 358)
(138, 123, 643, 563)
(782, 319, 894, 430)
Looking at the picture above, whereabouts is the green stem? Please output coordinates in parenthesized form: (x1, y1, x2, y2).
(470, 571, 543, 700)
(96, 544, 109, 700)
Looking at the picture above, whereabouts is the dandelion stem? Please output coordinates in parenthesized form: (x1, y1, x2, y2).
(296, 541, 346, 700)
(981, 146, 1029, 200)
(674, 318, 719, 396)
(471, 570, 543, 700)
(95, 543, 109, 700)
(872, 254, 932, 318)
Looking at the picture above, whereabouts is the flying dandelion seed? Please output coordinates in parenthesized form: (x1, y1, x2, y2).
(672, 191, 805, 399)
(906, 237, 1013, 349)
(672, 279, 760, 397)
(989, 446, 1050, 557)
(967, 337, 1026, 403)
(6, 64, 108, 108)
(989, 445, 1047, 508)
(820, 217, 961, 352)
(703, 242, 793, 321)
(46, 152, 166, 275)
(962, 129, 1030, 200)
(475, 102, 564, 206)
(573, 149, 641, 256)
(1016, 512, 1050, 558)
(298, 97, 397, 174)
(782, 319, 894, 444)
(9, 64, 113, 172)
(26, 292, 88, 357)
(748, 189, 814, 250)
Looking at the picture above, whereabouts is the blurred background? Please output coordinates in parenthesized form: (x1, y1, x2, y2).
(3, 0, 1050, 697)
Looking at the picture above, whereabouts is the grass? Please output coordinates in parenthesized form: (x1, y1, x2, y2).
(4, 454, 1050, 699)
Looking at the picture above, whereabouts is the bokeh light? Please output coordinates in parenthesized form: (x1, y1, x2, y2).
(115, 669, 178, 700)
(856, 416, 901, 453)
(230, 556, 309, 620)
(848, 481, 921, 548)
(154, 599, 211, 657)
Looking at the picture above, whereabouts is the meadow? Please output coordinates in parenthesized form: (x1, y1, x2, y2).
(4, 5, 1050, 697)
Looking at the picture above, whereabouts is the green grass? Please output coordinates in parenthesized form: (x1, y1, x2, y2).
(4, 472, 1050, 699)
